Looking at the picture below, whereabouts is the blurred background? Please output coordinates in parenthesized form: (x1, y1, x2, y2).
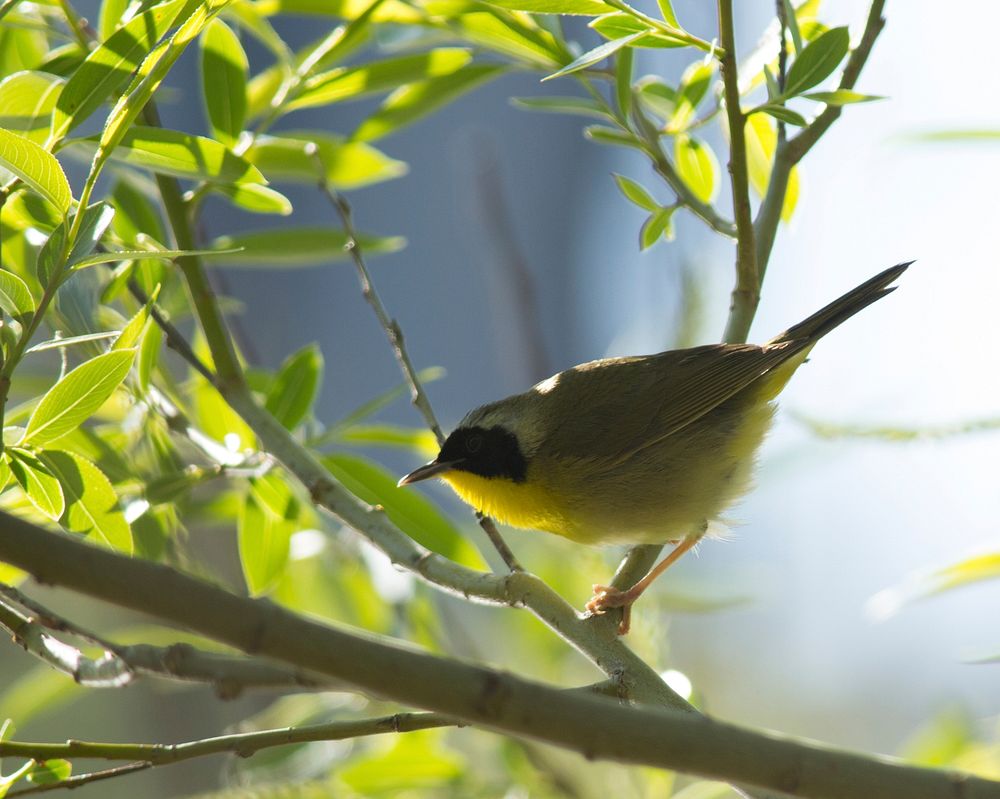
(3, 0, 1000, 795)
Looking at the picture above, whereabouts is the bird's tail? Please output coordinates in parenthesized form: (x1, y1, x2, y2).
(768, 261, 913, 346)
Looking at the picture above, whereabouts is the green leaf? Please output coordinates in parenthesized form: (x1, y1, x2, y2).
(0, 269, 35, 321)
(613, 173, 657, 211)
(98, 0, 221, 160)
(674, 133, 718, 203)
(291, 48, 473, 111)
(38, 450, 132, 552)
(73, 126, 266, 184)
(7, 448, 65, 521)
(485, 0, 612, 14)
(0, 71, 64, 144)
(246, 132, 407, 189)
(239, 485, 295, 595)
(71, 246, 237, 271)
(340, 730, 464, 793)
(325, 453, 484, 567)
(589, 13, 685, 48)
(50, 0, 188, 141)
(655, 0, 679, 26)
(543, 33, 643, 82)
(801, 89, 884, 105)
(26, 760, 72, 785)
(66, 201, 116, 267)
(26, 332, 121, 355)
(447, 9, 563, 67)
(584, 125, 641, 149)
(745, 112, 799, 222)
(752, 103, 807, 126)
(23, 349, 135, 446)
(200, 19, 248, 146)
(640, 207, 674, 249)
(335, 423, 439, 457)
(212, 183, 293, 216)
(636, 77, 677, 119)
(113, 289, 157, 350)
(207, 227, 405, 267)
(0, 127, 72, 214)
(98, 0, 130, 39)
(265, 343, 323, 430)
(667, 60, 713, 132)
(511, 96, 608, 119)
(352, 65, 505, 142)
(783, 25, 849, 97)
(137, 318, 161, 392)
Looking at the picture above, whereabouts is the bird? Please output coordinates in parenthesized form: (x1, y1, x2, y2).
(399, 263, 910, 634)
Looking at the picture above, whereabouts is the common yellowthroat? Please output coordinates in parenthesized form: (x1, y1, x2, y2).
(400, 263, 910, 633)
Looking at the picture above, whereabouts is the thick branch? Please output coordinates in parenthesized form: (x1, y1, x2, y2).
(718, 0, 760, 344)
(1, 515, 997, 799)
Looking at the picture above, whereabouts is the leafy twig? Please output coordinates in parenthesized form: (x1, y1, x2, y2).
(7, 762, 151, 797)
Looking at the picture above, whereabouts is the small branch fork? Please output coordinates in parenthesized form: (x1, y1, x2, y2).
(308, 146, 522, 573)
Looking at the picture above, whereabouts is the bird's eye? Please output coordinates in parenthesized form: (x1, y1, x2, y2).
(465, 433, 483, 454)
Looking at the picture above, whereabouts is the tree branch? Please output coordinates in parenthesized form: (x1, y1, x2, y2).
(7, 763, 151, 797)
(718, 0, 760, 345)
(1, 514, 997, 799)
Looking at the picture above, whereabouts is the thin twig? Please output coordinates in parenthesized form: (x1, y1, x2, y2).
(127, 280, 218, 386)
(7, 762, 151, 797)
(309, 149, 522, 573)
(0, 712, 454, 766)
(718, 0, 760, 345)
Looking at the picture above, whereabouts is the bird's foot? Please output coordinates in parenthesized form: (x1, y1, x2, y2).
(586, 584, 638, 635)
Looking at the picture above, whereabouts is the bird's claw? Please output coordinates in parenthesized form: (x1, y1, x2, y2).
(585, 584, 634, 635)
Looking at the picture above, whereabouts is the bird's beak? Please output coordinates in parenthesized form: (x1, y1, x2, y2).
(397, 459, 461, 487)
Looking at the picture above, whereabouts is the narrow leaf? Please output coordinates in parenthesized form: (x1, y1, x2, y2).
(543, 33, 642, 82)
(783, 25, 849, 97)
(246, 132, 407, 189)
(753, 103, 807, 126)
(485, 0, 612, 14)
(8, 448, 65, 521)
(66, 202, 116, 266)
(639, 207, 674, 249)
(207, 228, 404, 267)
(50, 0, 188, 141)
(590, 14, 685, 48)
(0, 269, 35, 320)
(71, 246, 238, 270)
(39, 450, 132, 552)
(213, 183, 293, 216)
(674, 133, 718, 203)
(26, 332, 120, 355)
(801, 89, 884, 105)
(200, 18, 248, 146)
(23, 349, 135, 446)
(265, 344, 323, 430)
(0, 71, 64, 144)
(352, 65, 504, 142)
(511, 96, 609, 119)
(291, 49, 473, 111)
(73, 126, 266, 184)
(239, 491, 294, 595)
(113, 289, 157, 350)
(0, 127, 72, 214)
(613, 173, 658, 211)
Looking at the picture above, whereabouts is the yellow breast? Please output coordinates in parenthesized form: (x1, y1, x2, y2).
(440, 471, 567, 534)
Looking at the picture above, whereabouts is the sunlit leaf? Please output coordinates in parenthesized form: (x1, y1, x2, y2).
(0, 268, 35, 320)
(265, 343, 323, 430)
(543, 33, 642, 82)
(23, 350, 135, 446)
(745, 112, 799, 222)
(26, 332, 120, 355)
(511, 96, 608, 119)
(207, 228, 405, 267)
(50, 0, 188, 141)
(246, 132, 408, 189)
(752, 103, 807, 127)
(783, 25, 849, 97)
(485, 0, 612, 14)
(801, 89, 884, 105)
(39, 450, 132, 552)
(239, 478, 296, 595)
(200, 18, 248, 146)
(0, 128, 72, 214)
(613, 173, 658, 211)
(291, 49, 473, 111)
(352, 65, 504, 142)
(26, 760, 72, 785)
(640, 206, 674, 249)
(674, 133, 718, 203)
(73, 126, 266, 184)
(590, 13, 685, 48)
(7, 448, 65, 521)
(0, 70, 64, 144)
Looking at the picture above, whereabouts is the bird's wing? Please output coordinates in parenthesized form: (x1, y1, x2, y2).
(537, 341, 810, 463)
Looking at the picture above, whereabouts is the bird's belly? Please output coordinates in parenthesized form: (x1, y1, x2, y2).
(440, 471, 570, 533)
